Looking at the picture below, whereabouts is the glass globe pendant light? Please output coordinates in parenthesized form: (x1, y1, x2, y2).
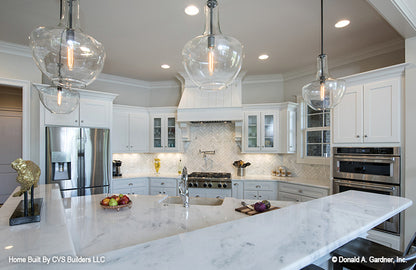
(302, 0, 346, 110)
(29, 0, 105, 89)
(182, 0, 243, 90)
(34, 84, 80, 114)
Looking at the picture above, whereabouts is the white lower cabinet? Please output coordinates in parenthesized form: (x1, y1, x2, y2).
(149, 178, 177, 196)
(278, 182, 328, 202)
(232, 180, 244, 199)
(188, 188, 231, 199)
(243, 181, 278, 200)
(112, 178, 149, 195)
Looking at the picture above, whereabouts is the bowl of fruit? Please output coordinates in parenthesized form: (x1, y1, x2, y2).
(100, 194, 132, 211)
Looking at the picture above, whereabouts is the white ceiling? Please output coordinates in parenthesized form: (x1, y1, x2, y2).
(0, 0, 404, 82)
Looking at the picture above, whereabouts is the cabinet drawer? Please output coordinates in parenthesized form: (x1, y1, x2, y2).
(279, 182, 328, 198)
(149, 178, 177, 188)
(114, 186, 148, 195)
(112, 178, 149, 189)
(150, 187, 176, 196)
(243, 191, 259, 200)
(244, 181, 277, 191)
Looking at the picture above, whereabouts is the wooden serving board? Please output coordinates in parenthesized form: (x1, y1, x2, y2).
(235, 205, 280, 216)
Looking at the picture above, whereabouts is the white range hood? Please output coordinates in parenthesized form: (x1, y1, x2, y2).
(176, 72, 246, 122)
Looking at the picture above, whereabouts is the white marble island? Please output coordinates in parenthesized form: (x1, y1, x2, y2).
(0, 184, 412, 270)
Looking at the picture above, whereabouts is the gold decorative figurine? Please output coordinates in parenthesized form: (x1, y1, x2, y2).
(11, 158, 41, 197)
(9, 158, 43, 226)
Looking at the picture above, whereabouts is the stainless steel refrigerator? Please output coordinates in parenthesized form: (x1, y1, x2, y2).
(45, 127, 110, 198)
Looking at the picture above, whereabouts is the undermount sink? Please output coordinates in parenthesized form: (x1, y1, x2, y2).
(162, 196, 224, 206)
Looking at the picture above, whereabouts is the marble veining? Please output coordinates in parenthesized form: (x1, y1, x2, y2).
(0, 186, 411, 270)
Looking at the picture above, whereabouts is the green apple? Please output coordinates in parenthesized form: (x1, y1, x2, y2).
(109, 198, 118, 206)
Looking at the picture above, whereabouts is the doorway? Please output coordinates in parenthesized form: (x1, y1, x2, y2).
(0, 85, 22, 203)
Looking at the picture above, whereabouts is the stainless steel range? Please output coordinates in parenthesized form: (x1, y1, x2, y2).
(187, 172, 232, 198)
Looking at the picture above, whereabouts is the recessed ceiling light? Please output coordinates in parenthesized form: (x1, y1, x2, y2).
(258, 54, 269, 60)
(335, 19, 350, 28)
(185, 5, 199, 16)
(161, 64, 170, 69)
(4, 245, 13, 250)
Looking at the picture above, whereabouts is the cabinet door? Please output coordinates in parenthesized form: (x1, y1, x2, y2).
(79, 98, 111, 128)
(112, 110, 129, 153)
(232, 181, 244, 199)
(278, 191, 301, 202)
(243, 190, 259, 200)
(164, 115, 179, 152)
(244, 112, 261, 152)
(44, 105, 79, 126)
(363, 78, 400, 143)
(258, 190, 278, 200)
(151, 115, 164, 152)
(333, 85, 363, 144)
(280, 108, 297, 153)
(129, 112, 149, 152)
(261, 112, 279, 152)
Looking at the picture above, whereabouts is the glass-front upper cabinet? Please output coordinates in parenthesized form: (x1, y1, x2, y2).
(150, 113, 179, 152)
(244, 111, 279, 153)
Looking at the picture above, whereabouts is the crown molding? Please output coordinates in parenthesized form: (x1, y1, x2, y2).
(96, 73, 151, 88)
(0, 40, 32, 58)
(393, 0, 416, 32)
(282, 39, 405, 81)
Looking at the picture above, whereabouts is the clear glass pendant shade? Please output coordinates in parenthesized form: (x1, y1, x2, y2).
(35, 85, 80, 114)
(182, 0, 243, 90)
(302, 55, 346, 111)
(29, 0, 105, 89)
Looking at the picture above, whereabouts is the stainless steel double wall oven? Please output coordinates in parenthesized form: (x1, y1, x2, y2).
(333, 147, 401, 234)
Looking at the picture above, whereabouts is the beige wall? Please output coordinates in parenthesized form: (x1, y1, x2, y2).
(404, 36, 416, 246)
(242, 80, 285, 104)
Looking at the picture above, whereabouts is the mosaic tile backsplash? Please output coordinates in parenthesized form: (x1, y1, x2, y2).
(113, 123, 330, 181)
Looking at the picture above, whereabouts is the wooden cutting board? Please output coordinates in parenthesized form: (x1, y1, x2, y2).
(235, 205, 280, 216)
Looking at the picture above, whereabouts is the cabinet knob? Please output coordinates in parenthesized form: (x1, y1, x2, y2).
(126, 146, 129, 148)
(216, 196, 220, 199)
(161, 182, 165, 185)
(128, 183, 133, 186)
(254, 195, 257, 198)
(356, 135, 360, 138)
(298, 190, 303, 193)
(234, 183, 238, 186)
(195, 195, 200, 197)
(256, 185, 261, 188)
(81, 120, 84, 123)
(75, 120, 78, 123)
(364, 135, 368, 138)
(159, 191, 162, 194)
(259, 195, 262, 198)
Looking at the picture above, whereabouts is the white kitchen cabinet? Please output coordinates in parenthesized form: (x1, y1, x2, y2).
(43, 90, 116, 128)
(112, 105, 149, 153)
(243, 111, 279, 153)
(279, 103, 297, 153)
(150, 110, 180, 152)
(232, 180, 244, 199)
(112, 177, 149, 195)
(242, 103, 297, 153)
(149, 178, 177, 196)
(278, 182, 328, 202)
(243, 181, 278, 200)
(333, 75, 401, 144)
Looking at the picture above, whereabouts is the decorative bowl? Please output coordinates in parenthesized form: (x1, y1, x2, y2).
(100, 201, 132, 211)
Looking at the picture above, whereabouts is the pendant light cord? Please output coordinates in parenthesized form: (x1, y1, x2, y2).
(207, 0, 217, 48)
(319, 0, 325, 83)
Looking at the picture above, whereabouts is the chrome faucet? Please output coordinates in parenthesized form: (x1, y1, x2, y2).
(179, 166, 189, 208)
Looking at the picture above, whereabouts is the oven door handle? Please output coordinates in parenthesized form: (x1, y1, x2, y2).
(333, 179, 397, 192)
(335, 157, 396, 163)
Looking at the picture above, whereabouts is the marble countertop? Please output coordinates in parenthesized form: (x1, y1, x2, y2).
(0, 185, 75, 266)
(113, 173, 330, 189)
(0, 186, 411, 269)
